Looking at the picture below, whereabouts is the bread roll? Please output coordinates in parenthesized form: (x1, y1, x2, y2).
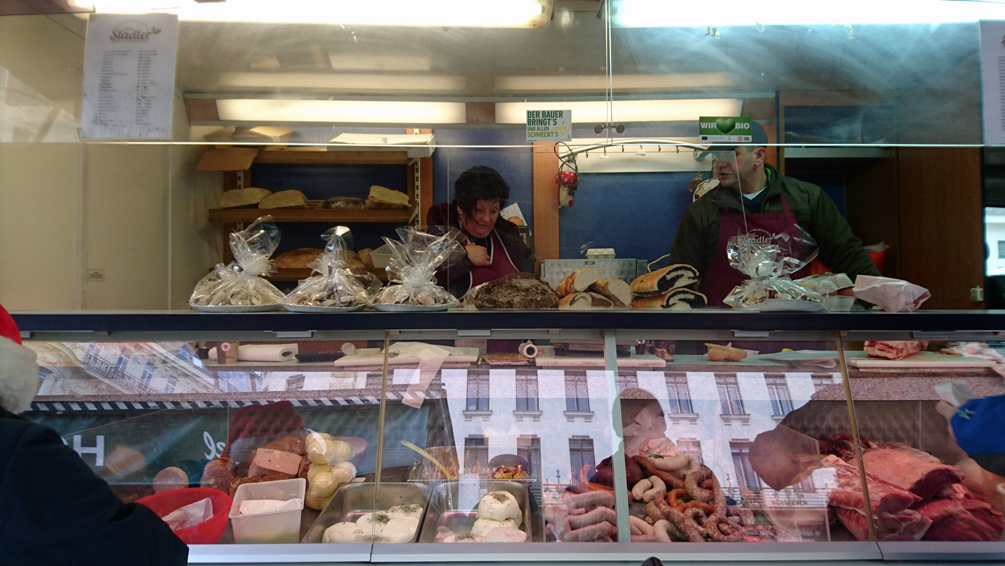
(358, 248, 374, 268)
(366, 185, 410, 209)
(588, 279, 631, 307)
(555, 268, 602, 297)
(630, 264, 699, 296)
(259, 189, 309, 209)
(219, 187, 272, 209)
(558, 293, 593, 309)
(705, 343, 747, 362)
(273, 248, 324, 269)
(345, 259, 366, 271)
(631, 288, 707, 310)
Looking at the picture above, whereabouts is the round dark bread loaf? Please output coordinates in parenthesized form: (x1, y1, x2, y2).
(472, 273, 559, 309)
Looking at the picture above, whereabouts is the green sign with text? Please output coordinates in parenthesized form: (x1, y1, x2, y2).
(526, 109, 572, 142)
(699, 116, 752, 142)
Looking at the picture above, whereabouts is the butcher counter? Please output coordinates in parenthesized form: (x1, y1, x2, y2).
(11, 309, 1005, 565)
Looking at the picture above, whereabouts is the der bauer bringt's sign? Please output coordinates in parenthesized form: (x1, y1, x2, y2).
(526, 109, 572, 142)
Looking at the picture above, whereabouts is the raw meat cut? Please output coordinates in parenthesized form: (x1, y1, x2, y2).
(862, 449, 964, 499)
(822, 455, 921, 515)
(913, 498, 1004, 542)
(863, 340, 926, 360)
(836, 508, 931, 541)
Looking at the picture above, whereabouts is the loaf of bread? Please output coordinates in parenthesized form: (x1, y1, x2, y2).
(588, 279, 631, 307)
(259, 189, 309, 209)
(358, 248, 374, 268)
(705, 342, 748, 362)
(470, 273, 559, 309)
(558, 292, 593, 309)
(273, 248, 324, 269)
(322, 196, 367, 209)
(555, 268, 601, 298)
(631, 288, 707, 310)
(219, 187, 272, 209)
(366, 185, 409, 209)
(630, 264, 699, 296)
(345, 258, 366, 271)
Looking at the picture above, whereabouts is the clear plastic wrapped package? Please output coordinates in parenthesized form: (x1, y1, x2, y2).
(282, 226, 381, 311)
(723, 225, 824, 310)
(374, 227, 466, 309)
(189, 216, 286, 311)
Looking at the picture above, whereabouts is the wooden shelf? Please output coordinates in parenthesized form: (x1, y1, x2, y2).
(254, 149, 410, 165)
(209, 206, 413, 224)
(268, 267, 388, 283)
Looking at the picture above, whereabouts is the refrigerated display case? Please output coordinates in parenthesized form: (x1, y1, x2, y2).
(12, 310, 1005, 564)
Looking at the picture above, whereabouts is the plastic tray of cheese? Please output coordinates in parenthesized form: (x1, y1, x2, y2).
(303, 482, 430, 544)
(417, 480, 535, 543)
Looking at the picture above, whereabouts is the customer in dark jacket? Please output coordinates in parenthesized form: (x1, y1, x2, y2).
(0, 304, 187, 566)
(426, 165, 526, 298)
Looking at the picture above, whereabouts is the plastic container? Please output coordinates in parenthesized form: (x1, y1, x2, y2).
(824, 295, 856, 312)
(229, 478, 306, 544)
(369, 244, 393, 269)
(137, 487, 232, 544)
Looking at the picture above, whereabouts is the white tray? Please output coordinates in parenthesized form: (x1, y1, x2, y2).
(281, 304, 366, 313)
(191, 304, 282, 313)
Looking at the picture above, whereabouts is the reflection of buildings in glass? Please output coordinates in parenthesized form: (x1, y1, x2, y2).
(439, 366, 837, 499)
(36, 342, 215, 395)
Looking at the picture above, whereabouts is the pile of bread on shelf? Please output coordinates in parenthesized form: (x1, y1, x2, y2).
(219, 185, 410, 211)
(274, 248, 375, 273)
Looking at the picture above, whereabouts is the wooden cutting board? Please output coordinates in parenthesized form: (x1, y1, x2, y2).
(533, 353, 667, 368)
(847, 351, 997, 368)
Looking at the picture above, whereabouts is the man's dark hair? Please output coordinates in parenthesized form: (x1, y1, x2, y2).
(452, 166, 510, 216)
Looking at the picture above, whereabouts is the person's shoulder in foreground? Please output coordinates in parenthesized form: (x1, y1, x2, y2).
(0, 304, 188, 566)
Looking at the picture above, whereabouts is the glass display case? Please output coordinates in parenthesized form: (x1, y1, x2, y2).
(12, 311, 1005, 564)
(4, 1, 1005, 564)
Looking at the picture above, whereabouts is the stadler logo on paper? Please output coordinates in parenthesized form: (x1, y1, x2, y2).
(110, 20, 161, 42)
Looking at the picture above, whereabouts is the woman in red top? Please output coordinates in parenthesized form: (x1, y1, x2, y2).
(426, 166, 526, 298)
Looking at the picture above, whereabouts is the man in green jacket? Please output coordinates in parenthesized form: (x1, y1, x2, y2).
(668, 124, 880, 306)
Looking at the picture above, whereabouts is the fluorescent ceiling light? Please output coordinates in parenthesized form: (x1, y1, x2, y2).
(612, 0, 1005, 27)
(218, 72, 466, 91)
(217, 99, 466, 123)
(328, 55, 432, 72)
(495, 99, 743, 124)
(496, 73, 737, 91)
(92, 0, 553, 27)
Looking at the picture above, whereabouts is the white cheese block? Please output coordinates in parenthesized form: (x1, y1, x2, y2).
(476, 491, 521, 524)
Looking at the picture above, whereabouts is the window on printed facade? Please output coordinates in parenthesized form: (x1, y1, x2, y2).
(617, 373, 638, 393)
(716, 375, 745, 415)
(517, 435, 541, 478)
(565, 373, 590, 412)
(569, 436, 595, 481)
(466, 374, 490, 411)
(677, 438, 703, 465)
(465, 435, 489, 473)
(812, 374, 835, 392)
(665, 373, 693, 413)
(730, 441, 761, 489)
(516, 373, 538, 411)
(765, 375, 794, 417)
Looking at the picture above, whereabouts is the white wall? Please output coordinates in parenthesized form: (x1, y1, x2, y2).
(0, 15, 221, 311)
(985, 212, 1005, 276)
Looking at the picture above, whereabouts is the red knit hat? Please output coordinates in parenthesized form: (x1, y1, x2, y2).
(0, 305, 22, 345)
(0, 304, 39, 414)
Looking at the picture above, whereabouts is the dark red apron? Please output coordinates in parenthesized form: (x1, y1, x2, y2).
(698, 193, 812, 307)
(469, 227, 519, 288)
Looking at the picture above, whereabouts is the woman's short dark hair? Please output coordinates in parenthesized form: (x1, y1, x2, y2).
(452, 166, 510, 215)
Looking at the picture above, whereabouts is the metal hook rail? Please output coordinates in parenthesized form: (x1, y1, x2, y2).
(556, 138, 711, 160)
